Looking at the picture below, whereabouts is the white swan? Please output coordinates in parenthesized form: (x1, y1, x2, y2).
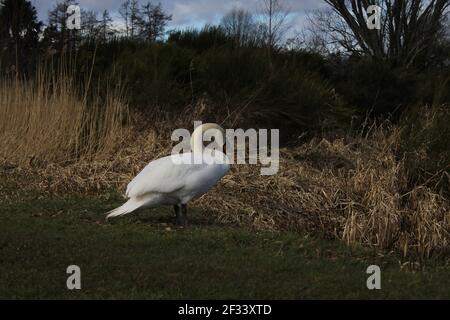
(106, 123, 230, 225)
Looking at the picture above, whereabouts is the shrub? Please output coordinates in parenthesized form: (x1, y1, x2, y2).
(91, 40, 341, 137)
(330, 58, 417, 120)
(114, 43, 196, 109)
(168, 26, 232, 52)
(399, 104, 450, 195)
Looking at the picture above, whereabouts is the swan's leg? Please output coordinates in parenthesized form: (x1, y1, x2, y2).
(179, 204, 187, 226)
(174, 205, 181, 225)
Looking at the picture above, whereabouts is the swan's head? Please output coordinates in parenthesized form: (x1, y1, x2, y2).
(191, 123, 226, 154)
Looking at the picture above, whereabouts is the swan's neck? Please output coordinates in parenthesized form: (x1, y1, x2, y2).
(190, 124, 227, 161)
(191, 126, 204, 154)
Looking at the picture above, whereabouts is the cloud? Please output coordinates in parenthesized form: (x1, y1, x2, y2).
(33, 0, 123, 20)
(170, 0, 327, 28)
(33, 0, 326, 32)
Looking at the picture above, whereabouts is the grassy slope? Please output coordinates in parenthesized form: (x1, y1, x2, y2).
(0, 195, 449, 300)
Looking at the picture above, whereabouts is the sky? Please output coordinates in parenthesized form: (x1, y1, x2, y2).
(32, 0, 327, 34)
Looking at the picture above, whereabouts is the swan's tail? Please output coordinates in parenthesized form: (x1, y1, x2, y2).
(106, 198, 145, 219)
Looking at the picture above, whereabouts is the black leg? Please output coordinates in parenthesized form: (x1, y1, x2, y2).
(174, 205, 181, 225)
(180, 204, 188, 226)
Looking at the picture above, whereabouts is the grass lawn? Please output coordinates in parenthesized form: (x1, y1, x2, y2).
(0, 195, 449, 300)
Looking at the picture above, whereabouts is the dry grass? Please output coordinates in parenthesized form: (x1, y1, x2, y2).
(1, 92, 449, 260)
(0, 71, 129, 165)
(200, 128, 450, 259)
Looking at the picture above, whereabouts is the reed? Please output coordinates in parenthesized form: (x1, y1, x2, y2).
(0, 67, 129, 165)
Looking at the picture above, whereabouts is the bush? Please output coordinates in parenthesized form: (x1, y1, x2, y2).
(330, 58, 417, 119)
(168, 26, 232, 52)
(78, 37, 340, 138)
(111, 43, 196, 109)
(399, 104, 450, 195)
(193, 47, 341, 138)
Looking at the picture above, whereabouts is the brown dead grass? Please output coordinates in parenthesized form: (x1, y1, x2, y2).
(1, 94, 449, 260)
(0, 72, 129, 165)
(200, 129, 450, 259)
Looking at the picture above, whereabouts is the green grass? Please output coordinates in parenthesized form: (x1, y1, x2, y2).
(0, 195, 449, 300)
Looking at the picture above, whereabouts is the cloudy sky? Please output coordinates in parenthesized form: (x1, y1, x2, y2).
(32, 0, 327, 33)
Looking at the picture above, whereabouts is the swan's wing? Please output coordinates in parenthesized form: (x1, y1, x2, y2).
(125, 154, 192, 198)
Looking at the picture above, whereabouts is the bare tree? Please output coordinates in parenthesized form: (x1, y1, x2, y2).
(119, 0, 131, 37)
(259, 0, 290, 49)
(322, 0, 450, 67)
(81, 9, 99, 40)
(302, 8, 360, 55)
(221, 8, 257, 47)
(139, 2, 172, 43)
(258, 0, 290, 68)
(129, 0, 141, 39)
(99, 10, 116, 42)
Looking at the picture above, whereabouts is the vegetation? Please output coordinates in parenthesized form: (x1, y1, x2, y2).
(0, 0, 42, 75)
(0, 69, 129, 164)
(317, 1, 450, 68)
(0, 0, 449, 299)
(1, 196, 450, 299)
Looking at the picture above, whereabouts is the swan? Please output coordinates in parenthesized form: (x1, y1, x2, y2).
(106, 123, 230, 226)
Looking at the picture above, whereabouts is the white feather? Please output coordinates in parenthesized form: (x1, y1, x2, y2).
(106, 125, 230, 220)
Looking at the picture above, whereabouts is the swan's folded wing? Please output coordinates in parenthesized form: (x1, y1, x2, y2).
(125, 154, 191, 198)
